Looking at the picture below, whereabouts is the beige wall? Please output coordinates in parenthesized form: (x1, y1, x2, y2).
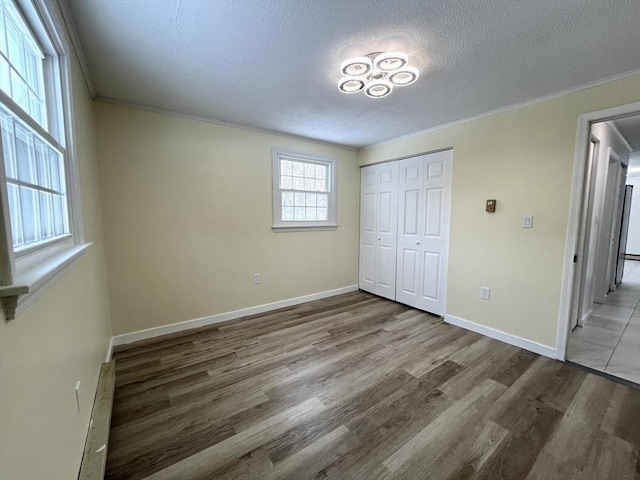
(0, 58, 112, 477)
(359, 74, 640, 348)
(94, 102, 360, 335)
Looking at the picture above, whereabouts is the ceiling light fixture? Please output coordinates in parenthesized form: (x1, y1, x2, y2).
(338, 52, 419, 98)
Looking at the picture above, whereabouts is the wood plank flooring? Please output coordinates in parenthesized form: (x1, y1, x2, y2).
(106, 291, 640, 480)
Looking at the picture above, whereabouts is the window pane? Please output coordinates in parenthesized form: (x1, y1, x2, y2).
(6, 19, 25, 77)
(280, 160, 291, 175)
(304, 163, 315, 178)
(280, 175, 292, 189)
(15, 125, 36, 183)
(306, 193, 316, 206)
(316, 164, 326, 180)
(317, 193, 327, 207)
(49, 148, 62, 192)
(25, 50, 38, 92)
(7, 183, 22, 247)
(52, 193, 66, 236)
(0, 14, 6, 56)
(294, 206, 305, 221)
(294, 192, 305, 207)
(34, 139, 50, 187)
(305, 207, 317, 221)
(304, 178, 315, 191)
(28, 90, 42, 124)
(39, 191, 53, 238)
(317, 207, 327, 221)
(1, 113, 16, 179)
(10, 69, 28, 111)
(317, 178, 326, 192)
(19, 186, 39, 244)
(292, 176, 303, 190)
(291, 161, 304, 177)
(282, 206, 293, 221)
(0, 57, 10, 95)
(282, 191, 293, 206)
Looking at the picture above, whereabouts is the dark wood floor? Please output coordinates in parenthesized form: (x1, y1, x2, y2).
(106, 291, 640, 480)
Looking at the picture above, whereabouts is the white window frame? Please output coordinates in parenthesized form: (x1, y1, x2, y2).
(0, 0, 88, 320)
(272, 148, 338, 232)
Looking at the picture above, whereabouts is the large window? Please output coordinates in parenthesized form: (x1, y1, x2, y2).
(0, 0, 46, 128)
(272, 148, 337, 231)
(0, 0, 85, 319)
(0, 0, 70, 253)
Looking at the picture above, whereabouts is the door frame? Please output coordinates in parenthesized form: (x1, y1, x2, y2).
(556, 101, 640, 361)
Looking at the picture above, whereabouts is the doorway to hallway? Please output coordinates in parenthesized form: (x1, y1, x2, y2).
(568, 260, 640, 383)
(561, 105, 640, 384)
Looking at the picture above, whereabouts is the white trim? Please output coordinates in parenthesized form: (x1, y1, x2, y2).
(608, 122, 633, 154)
(272, 225, 337, 232)
(105, 335, 114, 362)
(112, 285, 359, 347)
(271, 148, 338, 231)
(363, 69, 640, 151)
(14, 242, 90, 315)
(556, 101, 640, 361)
(95, 97, 358, 151)
(53, 0, 96, 98)
(578, 308, 593, 328)
(445, 314, 556, 359)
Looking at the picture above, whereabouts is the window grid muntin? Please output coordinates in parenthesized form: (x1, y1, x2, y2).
(279, 156, 331, 223)
(0, 0, 46, 128)
(1, 104, 68, 251)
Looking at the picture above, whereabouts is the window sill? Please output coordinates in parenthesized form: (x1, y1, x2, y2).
(272, 224, 338, 233)
(3, 242, 92, 319)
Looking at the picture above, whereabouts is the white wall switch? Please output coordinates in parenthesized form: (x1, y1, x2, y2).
(522, 215, 534, 228)
(480, 287, 491, 300)
(253, 273, 261, 285)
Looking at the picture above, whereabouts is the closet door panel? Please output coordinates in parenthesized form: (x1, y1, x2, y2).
(359, 167, 378, 293)
(375, 163, 399, 299)
(418, 151, 452, 316)
(422, 251, 441, 300)
(396, 157, 424, 307)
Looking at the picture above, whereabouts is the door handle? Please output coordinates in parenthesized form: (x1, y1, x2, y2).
(416, 241, 420, 245)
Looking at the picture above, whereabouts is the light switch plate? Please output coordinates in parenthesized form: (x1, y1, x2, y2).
(480, 287, 491, 300)
(522, 215, 534, 228)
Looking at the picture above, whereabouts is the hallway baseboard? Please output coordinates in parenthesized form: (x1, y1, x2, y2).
(444, 314, 556, 359)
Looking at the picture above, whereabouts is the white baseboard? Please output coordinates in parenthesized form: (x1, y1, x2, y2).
(578, 308, 593, 328)
(444, 314, 556, 359)
(111, 285, 359, 348)
(105, 335, 115, 362)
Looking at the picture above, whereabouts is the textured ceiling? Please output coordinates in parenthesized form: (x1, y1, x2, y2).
(66, 0, 640, 149)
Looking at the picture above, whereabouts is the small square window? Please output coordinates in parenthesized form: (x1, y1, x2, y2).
(272, 148, 337, 231)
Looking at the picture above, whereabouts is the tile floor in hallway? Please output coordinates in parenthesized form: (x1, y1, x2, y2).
(568, 260, 640, 384)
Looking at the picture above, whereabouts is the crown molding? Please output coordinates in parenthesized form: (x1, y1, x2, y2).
(363, 68, 640, 151)
(54, 0, 95, 97)
(94, 97, 358, 151)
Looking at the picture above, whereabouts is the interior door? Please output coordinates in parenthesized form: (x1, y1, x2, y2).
(359, 166, 378, 293)
(396, 156, 425, 308)
(374, 163, 399, 299)
(570, 138, 600, 329)
(595, 153, 619, 302)
(615, 185, 633, 285)
(417, 150, 452, 316)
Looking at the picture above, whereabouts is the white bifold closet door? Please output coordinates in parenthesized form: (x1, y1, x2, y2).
(359, 162, 399, 300)
(359, 150, 452, 316)
(396, 150, 452, 316)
